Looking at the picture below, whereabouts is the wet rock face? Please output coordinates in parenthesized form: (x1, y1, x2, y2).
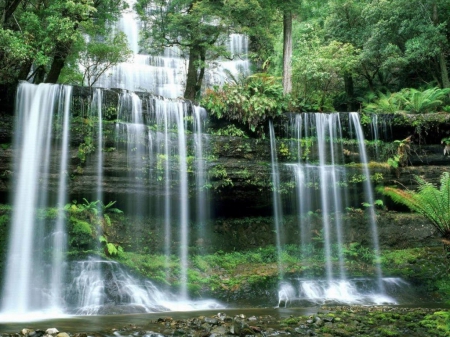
(0, 112, 446, 252)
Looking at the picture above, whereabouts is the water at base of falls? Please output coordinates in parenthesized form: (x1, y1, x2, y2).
(67, 258, 222, 316)
(0, 258, 223, 322)
(277, 278, 408, 307)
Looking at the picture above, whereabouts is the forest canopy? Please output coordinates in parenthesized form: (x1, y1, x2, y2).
(0, 0, 449, 113)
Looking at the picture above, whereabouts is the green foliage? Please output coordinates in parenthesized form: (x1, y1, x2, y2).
(364, 87, 450, 114)
(441, 137, 450, 145)
(291, 36, 359, 111)
(209, 164, 233, 189)
(0, 0, 122, 85)
(201, 74, 288, 134)
(69, 216, 95, 249)
(387, 155, 401, 169)
(364, 92, 405, 114)
(381, 172, 450, 238)
(420, 311, 450, 335)
(209, 125, 248, 138)
(402, 88, 450, 114)
(77, 136, 95, 164)
(342, 242, 375, 263)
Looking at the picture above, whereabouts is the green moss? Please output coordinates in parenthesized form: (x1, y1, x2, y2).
(377, 327, 399, 336)
(281, 317, 301, 325)
(420, 311, 450, 335)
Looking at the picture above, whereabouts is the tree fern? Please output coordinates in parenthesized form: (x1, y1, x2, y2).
(381, 172, 450, 239)
(401, 87, 450, 113)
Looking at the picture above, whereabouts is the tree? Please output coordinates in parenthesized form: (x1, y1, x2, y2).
(1, 0, 23, 28)
(326, 0, 450, 92)
(280, 0, 304, 95)
(291, 34, 359, 111)
(136, 0, 266, 101)
(0, 0, 125, 87)
(79, 33, 132, 87)
(381, 172, 450, 240)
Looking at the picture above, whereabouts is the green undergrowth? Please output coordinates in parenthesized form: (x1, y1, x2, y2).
(281, 308, 450, 337)
(107, 244, 450, 301)
(0, 203, 448, 302)
(0, 205, 11, 279)
(381, 247, 450, 303)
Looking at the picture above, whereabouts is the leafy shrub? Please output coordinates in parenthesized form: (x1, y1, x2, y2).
(201, 73, 288, 135)
(364, 87, 450, 114)
(364, 92, 404, 113)
(401, 87, 450, 113)
(209, 124, 248, 138)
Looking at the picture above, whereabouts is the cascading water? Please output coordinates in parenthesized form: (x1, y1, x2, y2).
(94, 0, 249, 95)
(1, 83, 72, 317)
(50, 86, 72, 310)
(193, 107, 209, 247)
(1, 82, 220, 319)
(349, 112, 385, 294)
(269, 121, 284, 277)
(273, 112, 396, 306)
(114, 92, 216, 303)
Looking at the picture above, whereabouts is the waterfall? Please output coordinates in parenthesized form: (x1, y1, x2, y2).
(67, 258, 172, 315)
(193, 107, 209, 247)
(91, 89, 104, 203)
(349, 112, 385, 294)
(1, 83, 219, 318)
(1, 83, 72, 315)
(269, 121, 284, 277)
(176, 103, 189, 300)
(50, 86, 72, 310)
(272, 112, 393, 306)
(94, 0, 249, 95)
(116, 94, 210, 299)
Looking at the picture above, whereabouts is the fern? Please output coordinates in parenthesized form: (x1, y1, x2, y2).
(401, 87, 450, 113)
(381, 172, 450, 238)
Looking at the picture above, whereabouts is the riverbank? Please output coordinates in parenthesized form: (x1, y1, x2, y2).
(1, 306, 449, 336)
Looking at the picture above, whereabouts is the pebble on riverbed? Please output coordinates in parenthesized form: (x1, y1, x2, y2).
(3, 306, 449, 337)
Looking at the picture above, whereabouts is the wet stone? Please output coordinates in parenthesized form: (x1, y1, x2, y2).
(55, 333, 69, 337)
(203, 317, 219, 325)
(173, 329, 186, 336)
(44, 329, 58, 335)
(201, 323, 212, 332)
(210, 326, 227, 335)
(29, 331, 45, 337)
(217, 313, 227, 321)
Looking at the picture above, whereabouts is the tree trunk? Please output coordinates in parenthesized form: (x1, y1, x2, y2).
(17, 60, 32, 81)
(1, 0, 22, 27)
(44, 43, 70, 83)
(195, 47, 206, 95)
(344, 72, 354, 111)
(282, 11, 293, 94)
(432, 2, 450, 88)
(184, 45, 200, 101)
(438, 52, 450, 88)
